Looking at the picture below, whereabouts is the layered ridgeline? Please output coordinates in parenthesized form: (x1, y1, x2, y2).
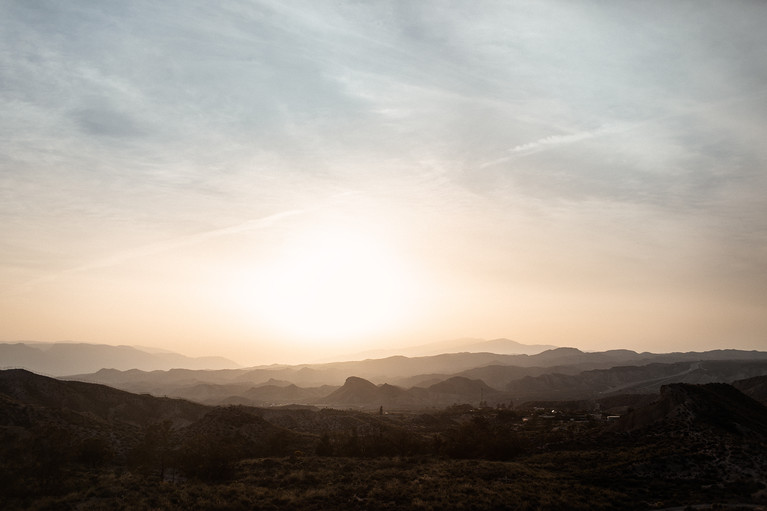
(55, 346, 767, 409)
(4, 341, 767, 409)
(0, 339, 552, 377)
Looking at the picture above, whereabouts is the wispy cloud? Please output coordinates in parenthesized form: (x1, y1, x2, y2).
(19, 210, 303, 288)
(2, 1, 767, 356)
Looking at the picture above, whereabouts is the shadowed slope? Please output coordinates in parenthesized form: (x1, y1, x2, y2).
(612, 382, 767, 436)
(733, 374, 767, 406)
(0, 369, 209, 426)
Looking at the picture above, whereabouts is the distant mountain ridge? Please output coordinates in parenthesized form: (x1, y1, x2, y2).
(0, 342, 240, 375)
(43, 345, 767, 408)
(339, 338, 558, 360)
(506, 359, 767, 401)
(68, 347, 631, 392)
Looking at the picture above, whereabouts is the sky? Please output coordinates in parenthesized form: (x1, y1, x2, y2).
(2, 0, 767, 365)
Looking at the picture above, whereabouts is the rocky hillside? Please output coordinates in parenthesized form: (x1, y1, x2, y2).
(611, 382, 767, 435)
(595, 382, 767, 495)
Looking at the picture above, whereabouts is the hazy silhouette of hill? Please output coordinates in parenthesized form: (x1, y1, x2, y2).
(334, 337, 558, 360)
(315, 375, 511, 410)
(505, 359, 767, 401)
(158, 382, 254, 404)
(463, 338, 559, 355)
(239, 384, 335, 407)
(76, 367, 247, 387)
(426, 375, 496, 395)
(318, 376, 413, 408)
(394, 349, 767, 389)
(450, 364, 587, 389)
(0, 342, 239, 376)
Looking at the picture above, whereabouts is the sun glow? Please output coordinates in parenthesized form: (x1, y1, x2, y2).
(232, 225, 420, 345)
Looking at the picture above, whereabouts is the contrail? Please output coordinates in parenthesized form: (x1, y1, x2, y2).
(478, 124, 620, 169)
(478, 88, 767, 171)
(18, 209, 304, 289)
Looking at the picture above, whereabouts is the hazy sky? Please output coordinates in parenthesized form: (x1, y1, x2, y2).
(2, 1, 766, 364)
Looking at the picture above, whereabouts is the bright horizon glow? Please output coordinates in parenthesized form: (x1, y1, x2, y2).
(229, 224, 422, 347)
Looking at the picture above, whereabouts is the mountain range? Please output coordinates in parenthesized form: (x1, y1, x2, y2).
(54, 346, 767, 409)
(0, 342, 239, 375)
(0, 339, 555, 377)
(334, 338, 558, 360)
(4, 341, 767, 410)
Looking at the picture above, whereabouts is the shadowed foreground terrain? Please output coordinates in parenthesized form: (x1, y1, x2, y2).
(1, 369, 767, 510)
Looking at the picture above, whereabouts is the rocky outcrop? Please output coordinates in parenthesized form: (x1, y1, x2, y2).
(610, 382, 767, 436)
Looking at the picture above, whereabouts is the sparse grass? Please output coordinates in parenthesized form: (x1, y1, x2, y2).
(0, 457, 636, 510)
